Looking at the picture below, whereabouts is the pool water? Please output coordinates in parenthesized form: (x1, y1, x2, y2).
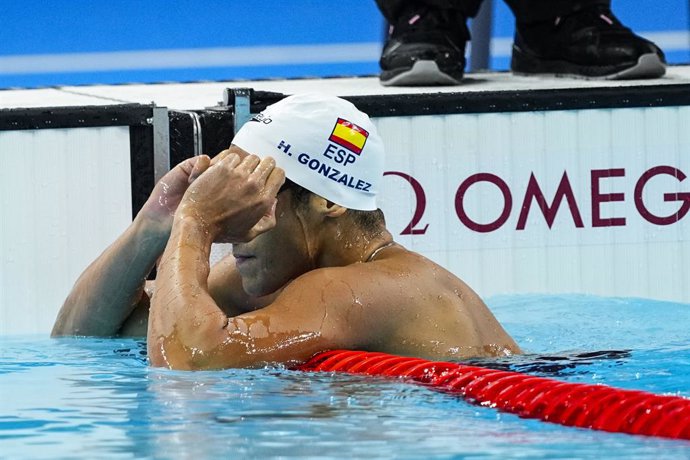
(1, 294, 689, 459)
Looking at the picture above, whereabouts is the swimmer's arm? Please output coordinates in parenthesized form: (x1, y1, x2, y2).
(75, 252, 267, 338)
(107, 252, 270, 337)
(148, 213, 251, 368)
(207, 254, 279, 314)
(148, 218, 353, 370)
(51, 215, 168, 337)
(53, 154, 219, 338)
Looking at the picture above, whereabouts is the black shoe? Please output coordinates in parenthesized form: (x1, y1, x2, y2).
(379, 7, 468, 86)
(511, 5, 666, 80)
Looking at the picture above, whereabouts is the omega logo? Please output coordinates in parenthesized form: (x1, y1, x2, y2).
(386, 166, 690, 235)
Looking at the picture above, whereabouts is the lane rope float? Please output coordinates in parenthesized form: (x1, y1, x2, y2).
(296, 350, 690, 440)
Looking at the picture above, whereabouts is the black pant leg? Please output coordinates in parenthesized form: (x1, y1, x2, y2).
(374, 0, 484, 21)
(502, 0, 610, 23)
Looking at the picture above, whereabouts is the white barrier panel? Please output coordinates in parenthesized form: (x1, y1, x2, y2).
(377, 107, 690, 303)
(0, 127, 133, 335)
(2, 80, 690, 336)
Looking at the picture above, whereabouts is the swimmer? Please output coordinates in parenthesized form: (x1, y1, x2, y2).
(52, 94, 520, 370)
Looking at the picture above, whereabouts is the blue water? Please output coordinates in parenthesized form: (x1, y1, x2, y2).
(1, 294, 689, 459)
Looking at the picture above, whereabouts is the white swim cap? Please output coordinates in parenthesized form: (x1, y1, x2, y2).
(231, 93, 385, 211)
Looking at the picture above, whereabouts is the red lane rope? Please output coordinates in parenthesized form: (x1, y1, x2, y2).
(295, 350, 690, 440)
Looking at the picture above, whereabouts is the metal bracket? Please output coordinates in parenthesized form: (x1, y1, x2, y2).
(224, 88, 253, 136)
(176, 110, 203, 156)
(151, 106, 170, 183)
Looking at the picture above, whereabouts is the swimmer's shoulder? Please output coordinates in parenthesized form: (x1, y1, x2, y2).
(367, 245, 487, 310)
(366, 244, 459, 280)
(278, 246, 440, 307)
(273, 244, 465, 307)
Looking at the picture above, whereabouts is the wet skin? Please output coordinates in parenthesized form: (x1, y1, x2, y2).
(52, 145, 520, 369)
(146, 146, 520, 369)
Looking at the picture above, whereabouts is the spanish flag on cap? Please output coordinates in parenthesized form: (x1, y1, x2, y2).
(329, 118, 369, 155)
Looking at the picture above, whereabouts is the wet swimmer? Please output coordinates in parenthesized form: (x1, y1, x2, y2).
(52, 93, 520, 369)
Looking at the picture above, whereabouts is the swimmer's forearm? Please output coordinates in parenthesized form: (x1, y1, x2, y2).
(51, 215, 169, 337)
(148, 214, 229, 369)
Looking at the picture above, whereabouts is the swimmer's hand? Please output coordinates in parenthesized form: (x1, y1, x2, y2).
(139, 155, 211, 232)
(175, 153, 285, 243)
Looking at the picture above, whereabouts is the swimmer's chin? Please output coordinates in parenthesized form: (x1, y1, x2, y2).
(240, 275, 292, 300)
(239, 277, 280, 299)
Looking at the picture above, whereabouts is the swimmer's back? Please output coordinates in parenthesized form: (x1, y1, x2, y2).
(367, 245, 520, 359)
(279, 244, 520, 360)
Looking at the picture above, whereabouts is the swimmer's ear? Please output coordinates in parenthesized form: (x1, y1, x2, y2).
(310, 195, 347, 218)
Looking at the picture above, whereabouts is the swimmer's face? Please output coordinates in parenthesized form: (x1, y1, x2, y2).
(232, 188, 313, 296)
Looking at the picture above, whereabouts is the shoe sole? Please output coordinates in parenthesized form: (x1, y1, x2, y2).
(380, 61, 463, 87)
(608, 53, 666, 80)
(512, 51, 666, 80)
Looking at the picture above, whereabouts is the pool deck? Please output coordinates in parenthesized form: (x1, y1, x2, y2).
(2, 65, 690, 111)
